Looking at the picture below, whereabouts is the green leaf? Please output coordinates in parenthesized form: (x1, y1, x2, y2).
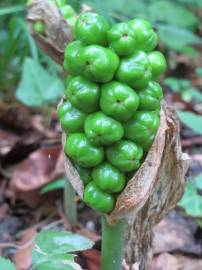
(179, 181, 202, 217)
(40, 178, 65, 194)
(177, 0, 202, 8)
(16, 57, 64, 107)
(0, 257, 16, 270)
(85, 0, 149, 22)
(164, 77, 202, 102)
(164, 77, 181, 93)
(157, 24, 202, 51)
(0, 5, 25, 16)
(32, 250, 81, 270)
(196, 68, 202, 78)
(35, 230, 94, 254)
(13, 17, 39, 62)
(180, 46, 199, 57)
(178, 111, 202, 135)
(149, 0, 198, 29)
(195, 173, 202, 189)
(190, 88, 202, 102)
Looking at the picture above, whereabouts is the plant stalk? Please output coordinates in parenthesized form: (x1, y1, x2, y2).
(64, 178, 77, 226)
(101, 215, 126, 270)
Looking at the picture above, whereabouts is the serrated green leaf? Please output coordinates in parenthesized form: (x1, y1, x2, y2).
(157, 25, 202, 51)
(32, 250, 81, 270)
(0, 257, 16, 270)
(16, 57, 64, 107)
(195, 174, 202, 189)
(35, 230, 94, 254)
(40, 178, 65, 194)
(178, 111, 202, 135)
(179, 181, 202, 217)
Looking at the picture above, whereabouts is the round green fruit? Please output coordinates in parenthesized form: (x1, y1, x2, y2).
(106, 140, 143, 172)
(138, 81, 163, 110)
(33, 21, 45, 34)
(116, 51, 152, 89)
(107, 22, 136, 56)
(75, 12, 110, 45)
(92, 162, 126, 193)
(128, 18, 158, 52)
(57, 101, 87, 133)
(148, 51, 167, 80)
(124, 111, 160, 147)
(100, 81, 139, 122)
(82, 45, 119, 83)
(84, 181, 115, 213)
(84, 111, 124, 145)
(65, 133, 104, 168)
(61, 5, 76, 19)
(65, 76, 100, 113)
(64, 41, 84, 74)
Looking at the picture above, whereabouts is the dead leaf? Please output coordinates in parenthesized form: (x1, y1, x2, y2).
(152, 254, 202, 270)
(14, 227, 36, 270)
(152, 253, 180, 270)
(0, 104, 32, 130)
(31, 114, 60, 138)
(81, 249, 100, 270)
(177, 255, 202, 270)
(153, 211, 201, 255)
(0, 130, 19, 156)
(10, 145, 63, 192)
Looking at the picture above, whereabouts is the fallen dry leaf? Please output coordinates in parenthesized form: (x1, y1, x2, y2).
(0, 130, 19, 156)
(31, 114, 59, 138)
(152, 254, 202, 270)
(81, 249, 100, 270)
(0, 128, 41, 168)
(152, 253, 180, 270)
(14, 227, 36, 270)
(0, 104, 32, 130)
(177, 255, 202, 270)
(153, 211, 201, 255)
(10, 145, 64, 192)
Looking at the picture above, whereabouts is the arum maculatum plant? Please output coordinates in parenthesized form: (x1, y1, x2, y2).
(58, 11, 166, 270)
(27, 2, 190, 269)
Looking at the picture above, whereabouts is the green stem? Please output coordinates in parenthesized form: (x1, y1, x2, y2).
(101, 216, 126, 270)
(64, 179, 77, 226)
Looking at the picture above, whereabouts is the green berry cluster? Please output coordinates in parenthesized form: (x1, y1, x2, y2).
(58, 12, 166, 213)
